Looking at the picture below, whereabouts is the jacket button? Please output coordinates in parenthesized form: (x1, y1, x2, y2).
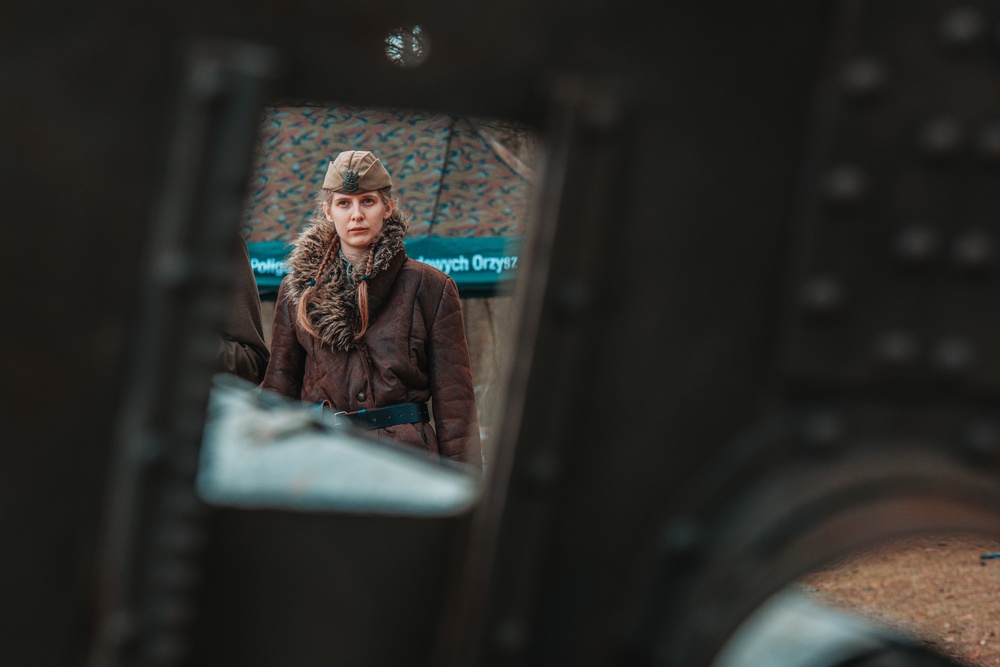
(356, 391, 366, 401)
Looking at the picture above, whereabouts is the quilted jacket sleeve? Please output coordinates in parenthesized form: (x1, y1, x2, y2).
(427, 277, 482, 470)
(261, 278, 305, 400)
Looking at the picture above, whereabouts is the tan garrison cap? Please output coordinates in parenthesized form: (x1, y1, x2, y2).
(322, 150, 393, 193)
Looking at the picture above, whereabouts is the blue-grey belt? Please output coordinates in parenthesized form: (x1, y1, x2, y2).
(322, 401, 430, 430)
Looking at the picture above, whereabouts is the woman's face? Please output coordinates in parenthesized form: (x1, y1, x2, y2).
(324, 191, 393, 258)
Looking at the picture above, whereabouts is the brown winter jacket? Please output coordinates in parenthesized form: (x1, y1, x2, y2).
(261, 217, 481, 468)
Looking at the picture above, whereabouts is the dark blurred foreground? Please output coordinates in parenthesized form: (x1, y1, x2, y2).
(5, 2, 1000, 666)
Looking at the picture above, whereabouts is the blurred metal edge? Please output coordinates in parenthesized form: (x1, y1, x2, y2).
(197, 374, 481, 518)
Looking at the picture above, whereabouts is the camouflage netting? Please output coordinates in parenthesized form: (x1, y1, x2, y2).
(242, 104, 534, 243)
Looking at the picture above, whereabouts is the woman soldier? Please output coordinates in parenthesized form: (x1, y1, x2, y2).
(262, 150, 482, 469)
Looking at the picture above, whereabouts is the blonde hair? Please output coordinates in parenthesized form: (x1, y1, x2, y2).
(296, 186, 403, 340)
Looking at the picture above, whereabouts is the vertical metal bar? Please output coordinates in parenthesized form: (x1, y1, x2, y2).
(88, 38, 280, 667)
(438, 74, 628, 667)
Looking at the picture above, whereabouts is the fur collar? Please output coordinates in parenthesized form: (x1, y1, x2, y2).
(284, 215, 408, 350)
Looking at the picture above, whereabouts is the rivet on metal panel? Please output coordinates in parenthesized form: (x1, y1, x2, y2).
(149, 558, 203, 591)
(147, 595, 197, 630)
(840, 57, 886, 98)
(154, 251, 195, 288)
(961, 420, 1000, 463)
(973, 122, 1000, 161)
(892, 226, 940, 265)
(492, 617, 528, 654)
(100, 610, 140, 648)
(874, 330, 921, 370)
(938, 6, 988, 49)
(800, 410, 845, 452)
(822, 165, 868, 206)
(142, 630, 188, 665)
(950, 231, 995, 272)
(524, 450, 560, 490)
(917, 117, 964, 158)
(932, 336, 976, 377)
(154, 521, 208, 555)
(657, 518, 704, 561)
(798, 276, 844, 317)
(188, 57, 226, 95)
(581, 93, 620, 135)
(139, 434, 167, 468)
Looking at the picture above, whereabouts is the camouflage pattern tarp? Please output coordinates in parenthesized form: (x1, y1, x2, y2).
(243, 104, 532, 243)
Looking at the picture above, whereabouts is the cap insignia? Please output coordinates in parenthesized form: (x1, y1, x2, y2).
(342, 168, 360, 192)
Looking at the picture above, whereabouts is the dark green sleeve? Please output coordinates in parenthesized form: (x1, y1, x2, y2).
(220, 237, 270, 384)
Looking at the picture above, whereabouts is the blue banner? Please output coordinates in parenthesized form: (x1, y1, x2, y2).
(249, 237, 521, 298)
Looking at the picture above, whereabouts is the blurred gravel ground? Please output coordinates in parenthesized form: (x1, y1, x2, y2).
(799, 536, 1000, 666)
